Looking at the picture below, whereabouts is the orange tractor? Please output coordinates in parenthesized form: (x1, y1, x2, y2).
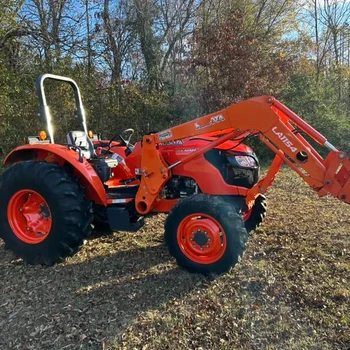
(0, 74, 349, 275)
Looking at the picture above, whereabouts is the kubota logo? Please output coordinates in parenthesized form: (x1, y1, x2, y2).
(195, 114, 225, 130)
(272, 127, 298, 153)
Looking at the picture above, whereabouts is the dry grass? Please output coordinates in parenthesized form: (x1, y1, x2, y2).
(0, 167, 349, 350)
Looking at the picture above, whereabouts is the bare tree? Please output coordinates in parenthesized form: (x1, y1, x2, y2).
(303, 0, 333, 82)
(131, 0, 161, 89)
(303, 0, 350, 92)
(0, 0, 29, 49)
(20, 0, 82, 67)
(98, 0, 135, 97)
(103, 0, 121, 83)
(130, 0, 197, 90)
(320, 0, 350, 65)
(251, 0, 298, 38)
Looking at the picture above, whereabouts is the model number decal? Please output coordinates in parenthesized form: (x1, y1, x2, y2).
(175, 148, 198, 154)
(272, 127, 298, 153)
(195, 114, 225, 130)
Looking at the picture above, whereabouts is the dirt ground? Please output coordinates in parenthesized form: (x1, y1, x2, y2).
(0, 167, 349, 350)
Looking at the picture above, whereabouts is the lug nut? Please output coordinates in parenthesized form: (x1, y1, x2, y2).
(206, 245, 210, 248)
(204, 231, 208, 235)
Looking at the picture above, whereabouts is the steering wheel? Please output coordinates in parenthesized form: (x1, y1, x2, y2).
(101, 128, 135, 155)
(119, 128, 135, 148)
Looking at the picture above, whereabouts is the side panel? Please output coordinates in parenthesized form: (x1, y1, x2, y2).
(3, 144, 107, 206)
(171, 155, 249, 196)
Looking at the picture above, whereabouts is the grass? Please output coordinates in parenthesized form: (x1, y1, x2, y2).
(0, 167, 349, 349)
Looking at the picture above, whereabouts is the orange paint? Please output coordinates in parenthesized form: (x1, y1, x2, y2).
(4, 144, 107, 205)
(8, 189, 52, 244)
(135, 95, 350, 214)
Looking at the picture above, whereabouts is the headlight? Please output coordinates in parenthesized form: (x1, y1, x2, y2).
(234, 155, 257, 167)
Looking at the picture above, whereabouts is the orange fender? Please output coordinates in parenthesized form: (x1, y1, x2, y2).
(3, 144, 107, 206)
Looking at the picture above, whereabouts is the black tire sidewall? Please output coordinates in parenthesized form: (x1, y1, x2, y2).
(244, 195, 267, 233)
(165, 194, 248, 274)
(0, 161, 91, 263)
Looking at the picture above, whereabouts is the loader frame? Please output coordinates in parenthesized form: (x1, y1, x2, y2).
(134, 96, 350, 214)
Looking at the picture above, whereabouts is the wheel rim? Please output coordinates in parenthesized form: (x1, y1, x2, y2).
(177, 213, 227, 264)
(8, 189, 52, 244)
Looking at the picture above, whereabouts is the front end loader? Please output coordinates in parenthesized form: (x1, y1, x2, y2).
(0, 74, 349, 275)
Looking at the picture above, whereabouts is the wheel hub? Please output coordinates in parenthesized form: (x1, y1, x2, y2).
(177, 214, 227, 264)
(192, 231, 209, 247)
(8, 190, 52, 244)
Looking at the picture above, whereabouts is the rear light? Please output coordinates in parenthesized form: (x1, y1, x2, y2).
(39, 130, 47, 140)
(234, 156, 257, 167)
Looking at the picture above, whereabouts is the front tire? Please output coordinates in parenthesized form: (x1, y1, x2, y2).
(164, 194, 248, 275)
(0, 161, 93, 265)
(242, 195, 267, 233)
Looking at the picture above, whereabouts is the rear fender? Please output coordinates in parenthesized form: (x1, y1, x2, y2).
(3, 144, 107, 206)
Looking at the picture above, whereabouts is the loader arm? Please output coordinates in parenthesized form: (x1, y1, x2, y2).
(135, 95, 350, 215)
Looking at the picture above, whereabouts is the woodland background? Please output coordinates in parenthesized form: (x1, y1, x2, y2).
(0, 0, 350, 160)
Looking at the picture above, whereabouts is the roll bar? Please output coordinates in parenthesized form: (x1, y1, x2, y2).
(35, 73, 88, 143)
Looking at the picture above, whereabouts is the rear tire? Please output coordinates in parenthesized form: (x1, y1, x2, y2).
(0, 161, 93, 265)
(164, 194, 248, 275)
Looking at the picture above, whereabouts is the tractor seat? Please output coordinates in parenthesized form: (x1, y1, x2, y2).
(67, 131, 95, 159)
